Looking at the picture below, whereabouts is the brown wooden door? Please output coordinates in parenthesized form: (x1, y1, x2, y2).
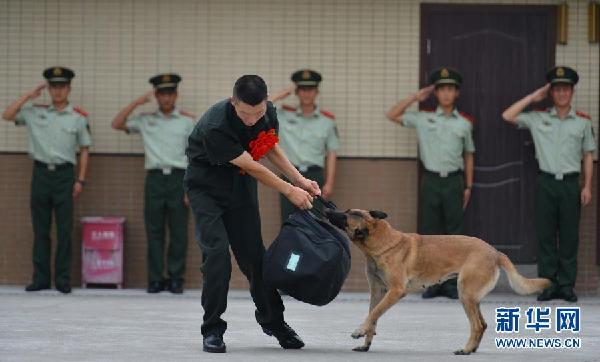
(420, 4, 556, 262)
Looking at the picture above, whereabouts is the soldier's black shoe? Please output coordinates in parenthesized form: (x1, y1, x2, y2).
(537, 285, 559, 301)
(56, 283, 72, 294)
(203, 334, 226, 353)
(559, 287, 578, 303)
(445, 286, 459, 300)
(147, 281, 164, 293)
(169, 280, 184, 294)
(25, 283, 50, 292)
(422, 284, 443, 299)
(262, 321, 305, 349)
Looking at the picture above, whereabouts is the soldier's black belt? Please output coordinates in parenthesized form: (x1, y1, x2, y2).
(148, 167, 185, 176)
(423, 169, 463, 178)
(539, 171, 579, 181)
(295, 165, 322, 173)
(34, 160, 73, 171)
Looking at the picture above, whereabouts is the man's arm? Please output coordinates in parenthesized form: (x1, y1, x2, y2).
(502, 84, 550, 124)
(463, 152, 474, 209)
(230, 150, 316, 209)
(266, 144, 321, 197)
(322, 151, 337, 199)
(385, 85, 434, 124)
(266, 144, 303, 184)
(2, 83, 46, 122)
(73, 147, 89, 199)
(581, 152, 593, 206)
(268, 85, 295, 103)
(111, 91, 154, 131)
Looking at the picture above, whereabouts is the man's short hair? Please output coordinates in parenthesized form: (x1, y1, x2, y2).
(233, 75, 268, 106)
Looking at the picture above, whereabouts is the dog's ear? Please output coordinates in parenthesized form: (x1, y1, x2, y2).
(353, 227, 369, 241)
(369, 210, 388, 220)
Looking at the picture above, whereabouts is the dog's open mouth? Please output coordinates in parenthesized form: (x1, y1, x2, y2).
(324, 208, 348, 230)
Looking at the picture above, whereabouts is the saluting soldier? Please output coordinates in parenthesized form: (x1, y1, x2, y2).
(185, 75, 320, 353)
(2, 66, 92, 294)
(112, 73, 195, 294)
(385, 67, 475, 299)
(269, 69, 339, 223)
(502, 66, 595, 302)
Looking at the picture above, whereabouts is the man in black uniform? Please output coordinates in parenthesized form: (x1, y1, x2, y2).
(185, 75, 320, 353)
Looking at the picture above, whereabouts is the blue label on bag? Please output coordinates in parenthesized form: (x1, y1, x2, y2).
(286, 253, 300, 271)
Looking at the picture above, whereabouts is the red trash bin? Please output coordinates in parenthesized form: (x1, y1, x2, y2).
(81, 217, 125, 288)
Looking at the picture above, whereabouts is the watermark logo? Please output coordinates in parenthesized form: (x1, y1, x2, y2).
(525, 307, 551, 333)
(555, 308, 580, 333)
(496, 307, 520, 333)
(495, 306, 581, 349)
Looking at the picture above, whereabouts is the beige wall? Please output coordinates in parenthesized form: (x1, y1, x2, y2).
(0, 0, 597, 157)
(1, 154, 598, 294)
(0, 155, 421, 292)
(0, 0, 598, 293)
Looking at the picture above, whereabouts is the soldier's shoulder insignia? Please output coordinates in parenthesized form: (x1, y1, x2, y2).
(459, 111, 475, 124)
(320, 108, 336, 120)
(419, 107, 435, 113)
(281, 104, 296, 112)
(33, 104, 49, 108)
(576, 110, 592, 120)
(180, 110, 195, 119)
(73, 106, 89, 117)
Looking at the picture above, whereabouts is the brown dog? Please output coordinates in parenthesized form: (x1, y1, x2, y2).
(324, 208, 551, 355)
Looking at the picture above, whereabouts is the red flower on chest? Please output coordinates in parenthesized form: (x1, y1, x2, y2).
(248, 128, 278, 161)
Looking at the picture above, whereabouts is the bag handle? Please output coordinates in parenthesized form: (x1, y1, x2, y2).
(306, 196, 336, 220)
(314, 195, 337, 210)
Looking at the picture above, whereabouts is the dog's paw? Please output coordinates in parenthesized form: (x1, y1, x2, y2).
(453, 349, 472, 355)
(351, 328, 366, 339)
(351, 331, 364, 339)
(352, 345, 370, 352)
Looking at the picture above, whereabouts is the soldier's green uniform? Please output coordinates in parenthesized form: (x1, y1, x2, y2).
(277, 69, 339, 222)
(15, 67, 92, 291)
(402, 67, 475, 297)
(125, 73, 195, 292)
(403, 107, 475, 233)
(516, 66, 595, 299)
(402, 68, 475, 235)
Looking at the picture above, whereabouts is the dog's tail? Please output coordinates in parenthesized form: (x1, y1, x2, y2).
(497, 252, 551, 295)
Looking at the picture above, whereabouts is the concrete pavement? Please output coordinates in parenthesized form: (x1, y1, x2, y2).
(0, 287, 598, 362)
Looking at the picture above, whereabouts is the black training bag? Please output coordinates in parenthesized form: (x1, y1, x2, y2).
(263, 197, 351, 306)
